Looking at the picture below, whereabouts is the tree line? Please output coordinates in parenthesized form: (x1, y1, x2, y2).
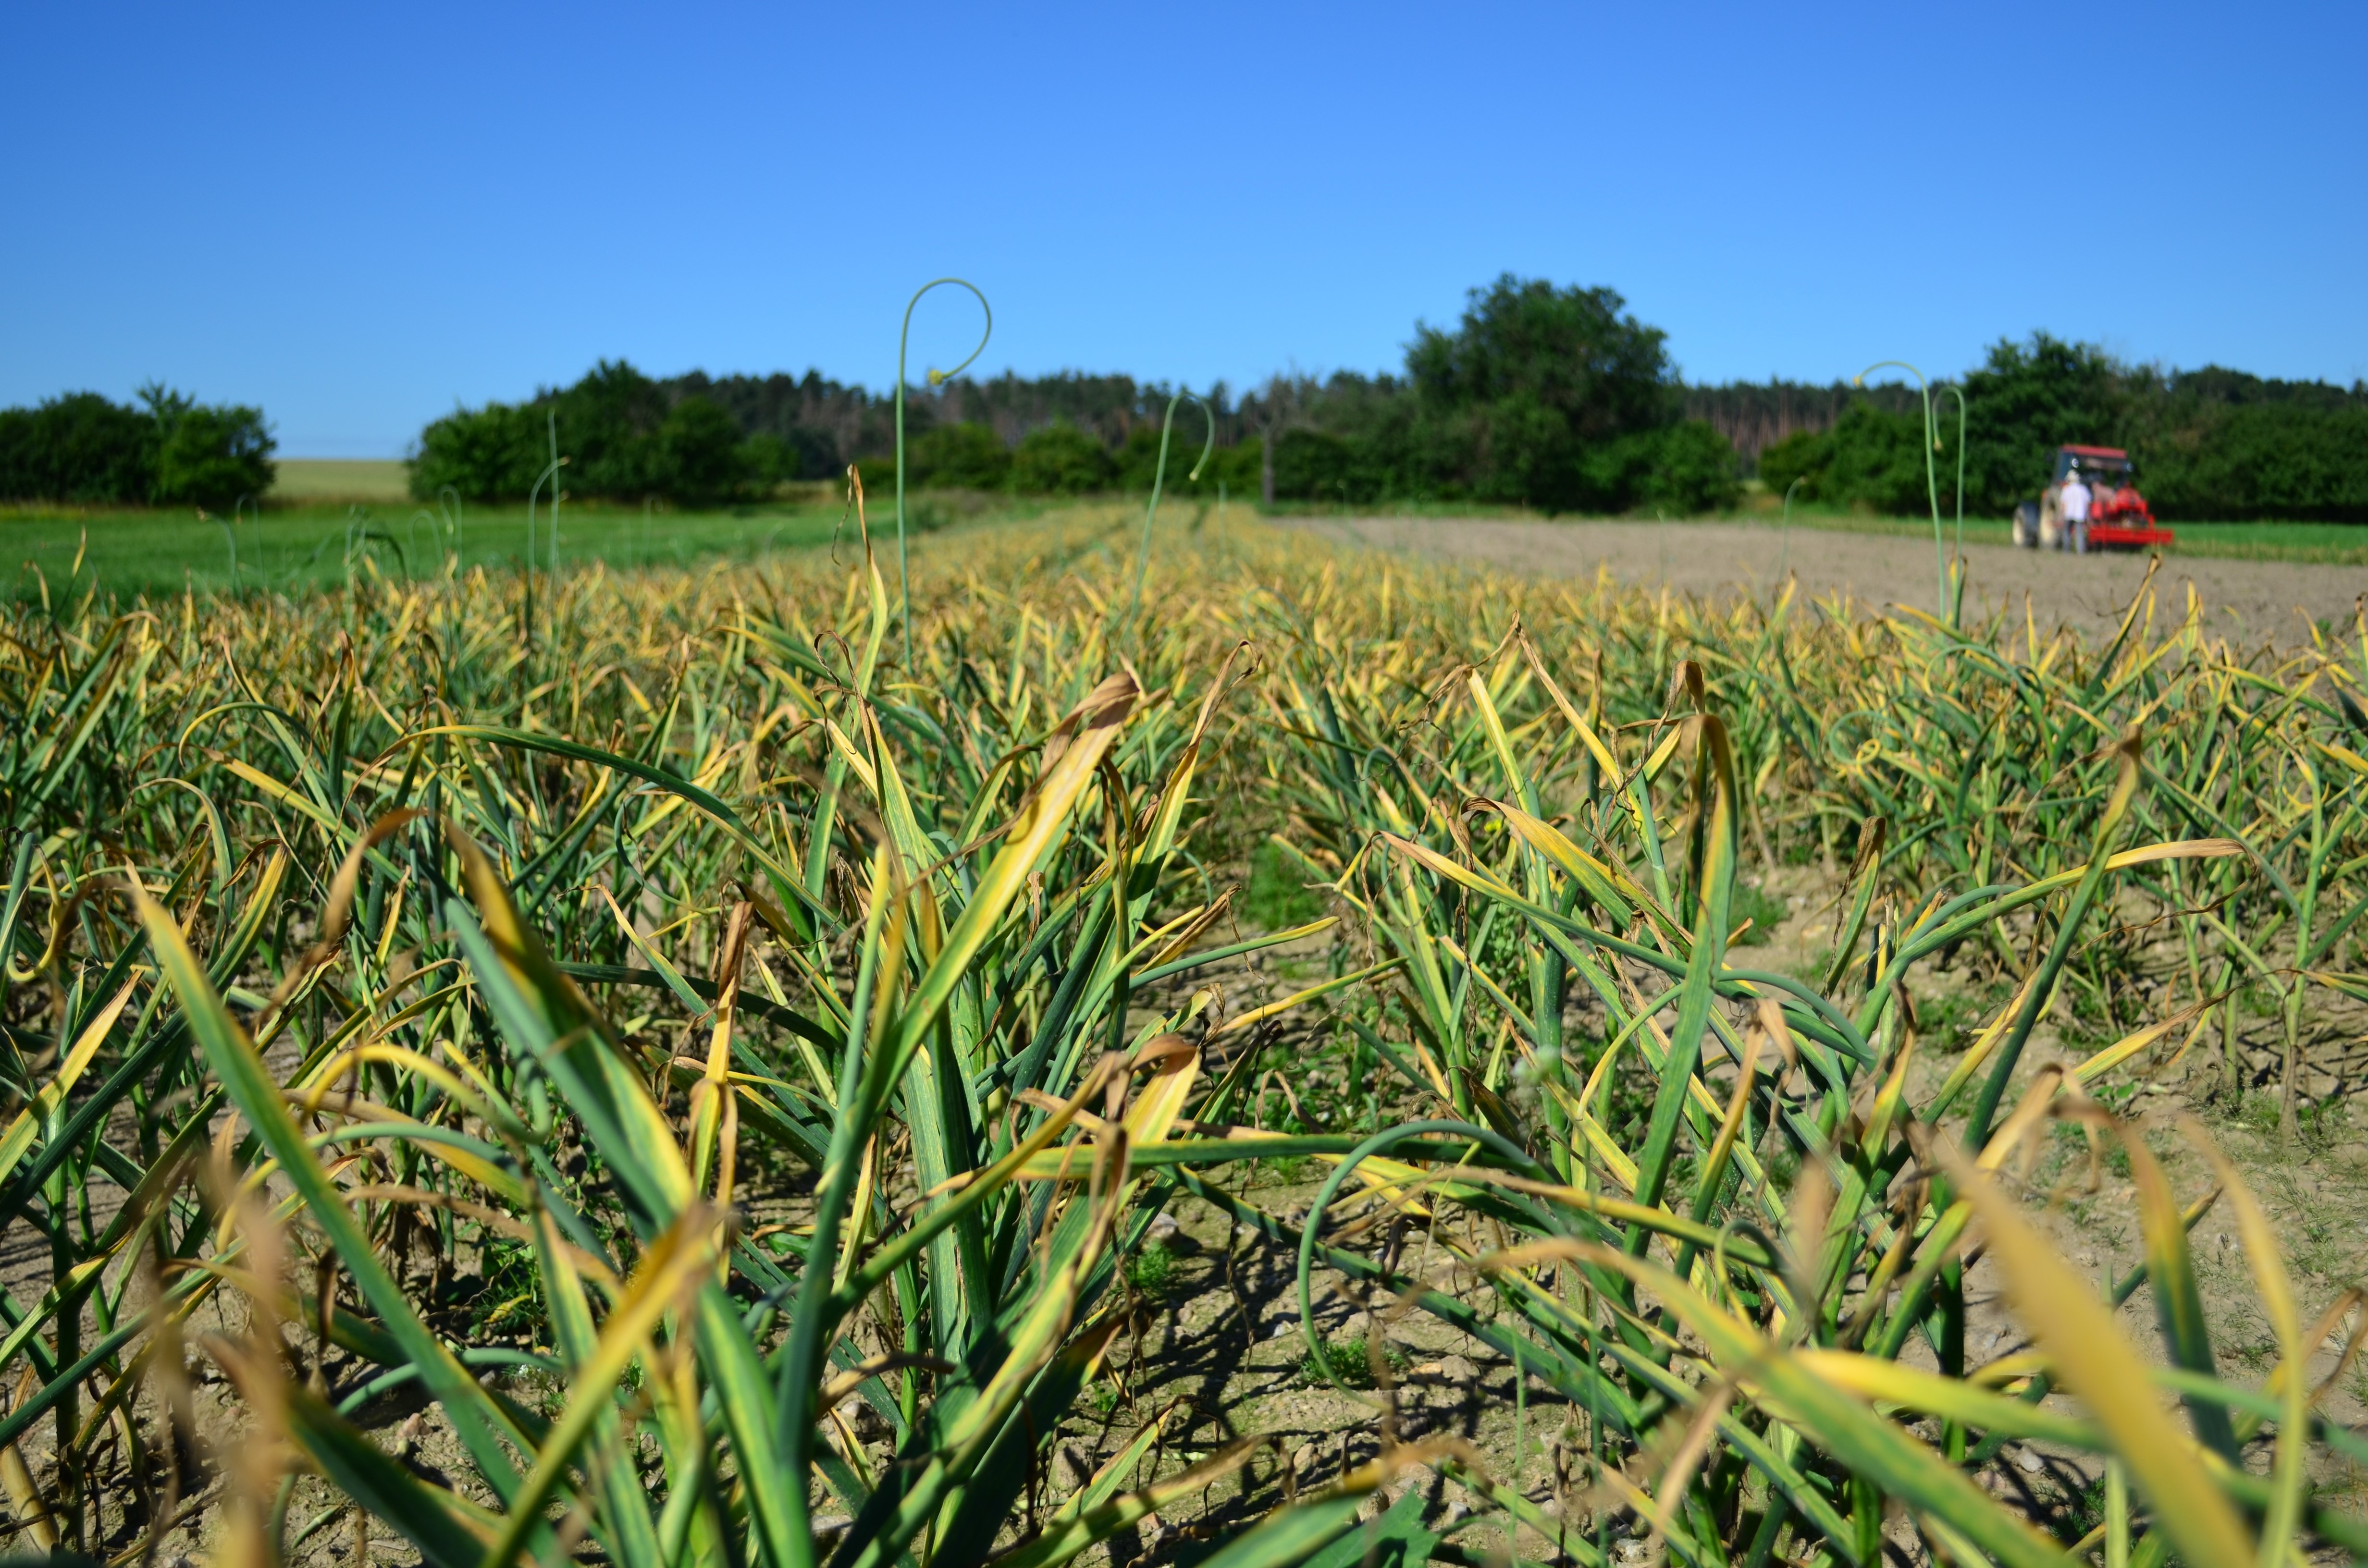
(408, 277, 2368, 520)
(10, 277, 2366, 520)
(407, 277, 1744, 514)
(1755, 335, 2368, 522)
(0, 387, 274, 508)
(404, 362, 1269, 506)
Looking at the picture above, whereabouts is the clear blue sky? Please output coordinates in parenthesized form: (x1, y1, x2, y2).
(4, 1, 2360, 456)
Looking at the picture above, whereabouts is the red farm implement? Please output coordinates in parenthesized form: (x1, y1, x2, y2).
(2012, 444, 2174, 551)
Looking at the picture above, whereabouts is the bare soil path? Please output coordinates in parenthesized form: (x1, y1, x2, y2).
(1297, 516, 2368, 639)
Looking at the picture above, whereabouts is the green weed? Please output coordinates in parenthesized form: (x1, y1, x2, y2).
(1299, 1335, 1408, 1390)
(1126, 1238, 1179, 1295)
(1730, 878, 1785, 945)
(1247, 839, 1327, 929)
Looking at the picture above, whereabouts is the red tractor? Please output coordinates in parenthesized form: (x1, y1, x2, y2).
(2012, 445, 2175, 551)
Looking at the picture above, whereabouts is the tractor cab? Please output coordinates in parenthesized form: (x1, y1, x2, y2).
(2013, 445, 2175, 551)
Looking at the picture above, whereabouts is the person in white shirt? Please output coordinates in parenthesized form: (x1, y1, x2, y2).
(2060, 471, 2092, 553)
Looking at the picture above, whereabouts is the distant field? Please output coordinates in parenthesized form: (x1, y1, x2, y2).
(1303, 515, 2366, 640)
(1, 499, 860, 599)
(0, 485, 1101, 600)
(270, 457, 411, 500)
(10, 483, 2359, 602)
(1286, 490, 2368, 564)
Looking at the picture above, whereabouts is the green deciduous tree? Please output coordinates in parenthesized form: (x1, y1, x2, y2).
(1763, 333, 2368, 522)
(1407, 274, 1681, 511)
(545, 360, 668, 497)
(145, 386, 276, 508)
(1956, 332, 2125, 512)
(650, 397, 748, 506)
(0, 387, 272, 507)
(409, 362, 756, 505)
(391, 315, 2368, 524)
(1252, 374, 1422, 504)
(408, 402, 545, 501)
(0, 392, 158, 504)
(2142, 404, 2368, 520)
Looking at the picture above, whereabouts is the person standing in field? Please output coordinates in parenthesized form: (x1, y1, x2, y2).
(2060, 467, 2092, 553)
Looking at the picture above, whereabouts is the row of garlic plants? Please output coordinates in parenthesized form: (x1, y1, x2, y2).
(1246, 550, 2368, 1563)
(1, 511, 2365, 1565)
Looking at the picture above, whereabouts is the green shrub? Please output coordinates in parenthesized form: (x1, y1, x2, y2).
(1279, 376, 1426, 504)
(1010, 421, 1114, 494)
(909, 421, 1012, 490)
(1273, 428, 1355, 502)
(1640, 418, 1742, 513)
(742, 431, 799, 488)
(1125, 1238, 1178, 1294)
(1204, 435, 1263, 496)
(1753, 402, 1929, 514)
(1823, 404, 1934, 514)
(1571, 420, 1741, 515)
(1755, 427, 1824, 502)
(408, 401, 548, 501)
(1255, 280, 1734, 514)
(1730, 878, 1784, 945)
(547, 360, 668, 498)
(1115, 419, 1228, 494)
(1453, 390, 1576, 507)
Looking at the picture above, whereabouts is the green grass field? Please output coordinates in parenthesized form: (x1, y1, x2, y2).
(0, 499, 865, 600)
